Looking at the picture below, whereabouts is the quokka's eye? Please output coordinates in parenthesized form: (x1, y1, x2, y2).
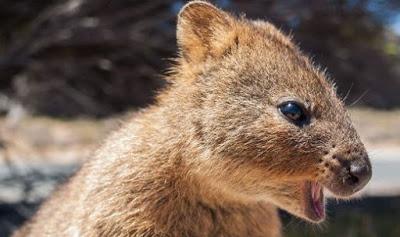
(278, 101, 310, 127)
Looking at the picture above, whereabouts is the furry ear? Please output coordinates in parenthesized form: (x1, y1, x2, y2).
(177, 1, 234, 63)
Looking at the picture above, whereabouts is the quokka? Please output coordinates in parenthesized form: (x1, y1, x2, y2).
(13, 1, 372, 237)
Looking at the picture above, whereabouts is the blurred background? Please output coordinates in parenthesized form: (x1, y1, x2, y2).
(0, 0, 399, 236)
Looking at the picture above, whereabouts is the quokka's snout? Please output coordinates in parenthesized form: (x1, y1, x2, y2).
(320, 144, 371, 197)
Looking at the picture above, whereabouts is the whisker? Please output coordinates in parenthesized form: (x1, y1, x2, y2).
(342, 83, 353, 103)
(349, 90, 369, 107)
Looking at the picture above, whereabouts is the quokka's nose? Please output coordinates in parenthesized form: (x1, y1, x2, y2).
(344, 161, 372, 191)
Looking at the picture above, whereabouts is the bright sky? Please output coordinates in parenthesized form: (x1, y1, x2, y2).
(392, 15, 400, 35)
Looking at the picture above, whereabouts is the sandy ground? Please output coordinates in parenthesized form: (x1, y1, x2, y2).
(349, 109, 400, 149)
(0, 113, 124, 165)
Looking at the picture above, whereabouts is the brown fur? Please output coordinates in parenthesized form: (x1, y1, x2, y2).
(13, 1, 371, 237)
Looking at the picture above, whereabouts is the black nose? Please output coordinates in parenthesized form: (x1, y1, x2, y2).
(344, 162, 372, 191)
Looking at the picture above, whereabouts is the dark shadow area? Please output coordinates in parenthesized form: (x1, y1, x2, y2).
(0, 202, 38, 237)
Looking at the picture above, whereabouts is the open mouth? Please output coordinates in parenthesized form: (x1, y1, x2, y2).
(306, 181, 325, 222)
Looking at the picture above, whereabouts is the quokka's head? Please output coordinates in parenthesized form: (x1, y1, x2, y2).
(171, 1, 371, 223)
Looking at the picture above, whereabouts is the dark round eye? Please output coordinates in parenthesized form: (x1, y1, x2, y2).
(278, 101, 309, 127)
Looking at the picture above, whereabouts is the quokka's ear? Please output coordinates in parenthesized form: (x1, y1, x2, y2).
(177, 1, 235, 63)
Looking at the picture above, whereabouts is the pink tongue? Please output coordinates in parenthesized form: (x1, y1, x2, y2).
(311, 182, 324, 218)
